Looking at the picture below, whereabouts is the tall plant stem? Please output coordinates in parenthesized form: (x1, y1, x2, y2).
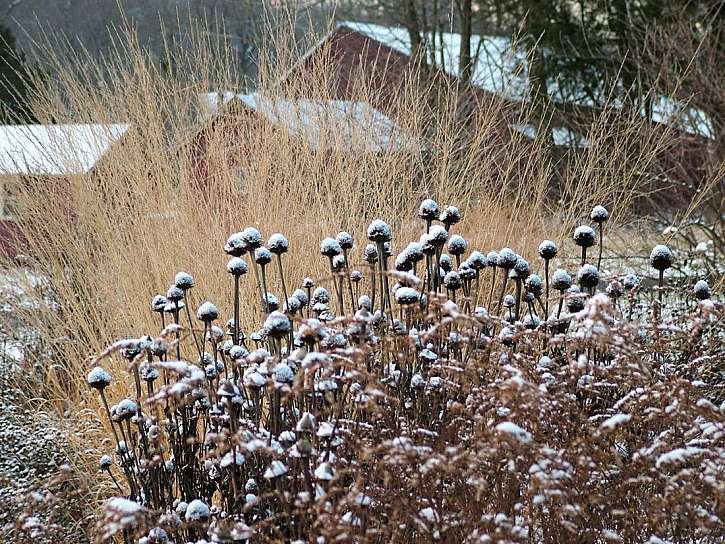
(183, 293, 203, 360)
(597, 227, 604, 271)
(233, 275, 240, 345)
(260, 265, 270, 315)
(544, 260, 550, 317)
(487, 267, 497, 311)
(276, 255, 290, 308)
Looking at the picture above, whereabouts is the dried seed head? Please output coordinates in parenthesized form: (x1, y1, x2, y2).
(467, 251, 486, 270)
(139, 363, 159, 382)
(551, 269, 573, 291)
(405, 242, 424, 262)
(320, 237, 342, 257)
(606, 280, 623, 299)
(458, 263, 476, 281)
(224, 232, 247, 256)
(394, 251, 412, 272)
(297, 412, 317, 432)
(486, 251, 499, 267)
(439, 205, 461, 226)
(447, 234, 467, 256)
(538, 240, 558, 260)
(427, 225, 448, 246)
(174, 271, 194, 290)
(336, 231, 354, 250)
(185, 499, 210, 522)
(439, 254, 452, 272)
(693, 280, 711, 300)
(418, 198, 439, 221)
(573, 226, 596, 248)
(292, 288, 309, 306)
(590, 205, 609, 223)
(577, 264, 600, 289)
(358, 294, 372, 310)
(514, 257, 530, 277)
(367, 219, 392, 243)
(623, 274, 641, 290)
(99, 454, 113, 470)
(350, 270, 363, 282)
(395, 286, 420, 305)
(497, 248, 517, 269)
(566, 286, 586, 312)
(285, 296, 302, 314)
(267, 233, 289, 255)
(443, 271, 462, 291)
(116, 398, 138, 420)
(151, 294, 168, 312)
(302, 277, 315, 289)
(262, 292, 279, 311)
(332, 254, 346, 271)
(196, 301, 219, 322)
(264, 311, 291, 338)
(525, 274, 543, 296)
(87, 366, 112, 390)
(503, 294, 515, 308)
(273, 362, 294, 383)
(363, 243, 378, 263)
(254, 246, 273, 265)
(241, 227, 262, 250)
(166, 285, 184, 302)
(312, 287, 330, 305)
(227, 257, 248, 276)
(650, 244, 674, 271)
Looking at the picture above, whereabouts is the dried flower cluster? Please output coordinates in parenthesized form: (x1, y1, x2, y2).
(84, 201, 723, 543)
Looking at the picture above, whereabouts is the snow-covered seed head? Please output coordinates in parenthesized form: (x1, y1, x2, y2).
(525, 274, 543, 296)
(174, 271, 194, 291)
(273, 362, 294, 384)
(363, 243, 378, 263)
(427, 225, 448, 247)
(395, 251, 412, 272)
(264, 311, 291, 338)
(551, 269, 572, 292)
(312, 287, 330, 305)
(196, 301, 219, 322)
(320, 237, 342, 257)
(650, 244, 674, 271)
(285, 296, 302, 314)
(606, 280, 623, 299)
(254, 246, 273, 265)
(262, 292, 279, 311)
(486, 251, 499, 267)
(503, 294, 515, 308)
(99, 454, 113, 470)
(496, 248, 517, 269)
(405, 242, 424, 263)
(693, 280, 711, 300)
(439, 254, 452, 273)
(296, 412, 316, 432)
(418, 198, 439, 221)
(139, 363, 159, 383)
(367, 219, 392, 243)
(292, 288, 309, 306)
(224, 232, 247, 256)
(302, 277, 315, 289)
(87, 366, 112, 390)
(350, 270, 363, 283)
(439, 205, 461, 226)
(447, 234, 467, 256)
(458, 263, 476, 281)
(227, 257, 248, 276)
(467, 251, 486, 270)
(166, 284, 184, 302)
(151, 294, 168, 312)
(336, 231, 354, 250)
(419, 233, 435, 255)
(267, 233, 289, 255)
(623, 274, 640, 290)
(573, 226, 596, 248)
(443, 271, 462, 291)
(147, 528, 169, 543)
(577, 264, 600, 289)
(566, 286, 586, 312)
(241, 227, 262, 250)
(395, 286, 420, 305)
(514, 257, 530, 277)
(538, 240, 558, 260)
(590, 205, 609, 224)
(185, 499, 210, 522)
(116, 398, 138, 420)
(358, 294, 372, 310)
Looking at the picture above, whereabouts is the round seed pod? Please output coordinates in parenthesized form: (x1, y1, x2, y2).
(486, 251, 499, 267)
(566, 286, 586, 312)
(151, 295, 168, 313)
(285, 296, 302, 314)
(254, 246, 273, 265)
(577, 264, 600, 289)
(439, 254, 452, 272)
(302, 277, 315, 289)
(185, 499, 210, 523)
(273, 362, 294, 384)
(538, 240, 558, 260)
(367, 220, 392, 243)
(116, 398, 138, 420)
(241, 227, 262, 250)
(419, 233, 436, 256)
(224, 232, 247, 256)
(87, 366, 112, 390)
(331, 254, 346, 271)
(524, 274, 543, 296)
(166, 285, 184, 302)
(320, 237, 342, 257)
(606, 280, 623, 299)
(292, 288, 309, 307)
(497, 248, 517, 269)
(358, 294, 372, 310)
(458, 263, 476, 281)
(405, 242, 424, 263)
(227, 257, 248, 276)
(650, 244, 674, 271)
(502, 294, 515, 308)
(573, 226, 596, 248)
(439, 205, 461, 227)
(350, 270, 363, 283)
(427, 225, 448, 247)
(363, 243, 378, 263)
(164, 301, 183, 313)
(262, 292, 279, 311)
(590, 205, 609, 224)
(197, 301, 219, 322)
(312, 287, 330, 305)
(99, 454, 113, 470)
(418, 198, 439, 221)
(147, 528, 169, 544)
(394, 252, 412, 272)
(174, 272, 194, 291)
(467, 251, 487, 270)
(623, 274, 640, 290)
(693, 280, 711, 300)
(267, 233, 289, 255)
(395, 286, 421, 305)
(447, 234, 467, 256)
(514, 257, 530, 278)
(139, 363, 159, 383)
(336, 231, 354, 250)
(551, 269, 572, 292)
(444, 271, 462, 291)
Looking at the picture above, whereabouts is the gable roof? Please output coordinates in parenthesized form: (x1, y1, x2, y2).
(0, 124, 131, 176)
(199, 92, 415, 153)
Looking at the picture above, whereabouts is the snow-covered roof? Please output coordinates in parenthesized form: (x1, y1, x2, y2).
(199, 92, 415, 152)
(0, 124, 130, 176)
(510, 123, 590, 148)
(339, 21, 713, 139)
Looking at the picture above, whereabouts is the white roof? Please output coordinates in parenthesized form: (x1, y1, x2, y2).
(340, 21, 713, 139)
(0, 124, 130, 176)
(199, 92, 415, 152)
